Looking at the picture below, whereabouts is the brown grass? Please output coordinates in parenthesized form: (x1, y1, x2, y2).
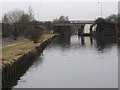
(2, 34, 58, 68)
(2, 38, 27, 46)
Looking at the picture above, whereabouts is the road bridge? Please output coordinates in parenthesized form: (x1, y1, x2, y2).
(53, 20, 94, 36)
(53, 20, 94, 26)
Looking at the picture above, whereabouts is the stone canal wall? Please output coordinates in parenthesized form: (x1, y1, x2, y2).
(2, 35, 57, 88)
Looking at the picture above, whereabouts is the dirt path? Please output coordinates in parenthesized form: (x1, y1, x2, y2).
(0, 41, 26, 50)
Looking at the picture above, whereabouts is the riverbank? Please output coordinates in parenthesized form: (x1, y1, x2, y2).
(2, 34, 58, 86)
(2, 34, 57, 67)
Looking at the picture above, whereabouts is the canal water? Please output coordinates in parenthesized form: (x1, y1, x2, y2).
(11, 34, 118, 88)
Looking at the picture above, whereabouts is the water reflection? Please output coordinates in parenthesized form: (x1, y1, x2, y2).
(53, 35, 71, 49)
(78, 36, 85, 45)
(52, 35, 117, 52)
(3, 34, 118, 89)
(95, 36, 117, 51)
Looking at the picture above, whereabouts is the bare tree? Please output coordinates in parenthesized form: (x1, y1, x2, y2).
(7, 10, 24, 40)
(2, 14, 11, 37)
(105, 14, 117, 23)
(25, 24, 44, 43)
(2, 14, 9, 24)
(18, 14, 30, 36)
(8, 10, 24, 24)
(28, 6, 34, 21)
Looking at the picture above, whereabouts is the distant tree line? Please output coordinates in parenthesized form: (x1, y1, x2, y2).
(2, 7, 33, 39)
(2, 6, 53, 43)
(53, 15, 70, 23)
(95, 14, 118, 25)
(94, 14, 120, 36)
(53, 16, 71, 35)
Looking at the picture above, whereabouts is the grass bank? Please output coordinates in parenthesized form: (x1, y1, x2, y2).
(2, 34, 58, 68)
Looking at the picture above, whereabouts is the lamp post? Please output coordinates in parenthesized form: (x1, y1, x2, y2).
(98, 2, 103, 17)
(37, 5, 42, 21)
(37, 6, 39, 21)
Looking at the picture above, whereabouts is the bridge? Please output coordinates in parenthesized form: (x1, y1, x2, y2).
(70, 20, 94, 24)
(53, 20, 94, 36)
(53, 20, 94, 26)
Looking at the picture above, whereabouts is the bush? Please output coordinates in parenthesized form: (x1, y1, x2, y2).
(25, 24, 43, 43)
(95, 17, 105, 24)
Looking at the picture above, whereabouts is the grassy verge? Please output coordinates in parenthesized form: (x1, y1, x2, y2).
(1, 34, 58, 68)
(2, 38, 27, 46)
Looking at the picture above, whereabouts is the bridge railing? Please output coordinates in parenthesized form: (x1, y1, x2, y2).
(70, 20, 94, 24)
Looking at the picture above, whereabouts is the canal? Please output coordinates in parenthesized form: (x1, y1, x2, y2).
(10, 34, 118, 88)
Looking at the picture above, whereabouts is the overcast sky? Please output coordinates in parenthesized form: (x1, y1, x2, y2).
(1, 0, 119, 21)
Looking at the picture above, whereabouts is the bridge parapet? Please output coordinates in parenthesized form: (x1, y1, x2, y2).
(70, 20, 94, 24)
(53, 20, 94, 26)
(53, 23, 85, 26)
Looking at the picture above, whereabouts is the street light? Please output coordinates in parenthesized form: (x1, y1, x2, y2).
(37, 5, 42, 21)
(37, 6, 39, 21)
(98, 2, 103, 17)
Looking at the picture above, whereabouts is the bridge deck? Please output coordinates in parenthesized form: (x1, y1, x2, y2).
(53, 23, 86, 26)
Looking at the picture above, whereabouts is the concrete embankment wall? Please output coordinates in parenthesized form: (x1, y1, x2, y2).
(2, 35, 57, 88)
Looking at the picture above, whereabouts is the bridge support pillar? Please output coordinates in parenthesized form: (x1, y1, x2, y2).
(78, 25, 85, 36)
(90, 26, 93, 34)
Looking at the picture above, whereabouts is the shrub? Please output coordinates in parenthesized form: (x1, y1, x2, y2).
(25, 24, 43, 43)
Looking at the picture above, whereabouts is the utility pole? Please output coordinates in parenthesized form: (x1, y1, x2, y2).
(98, 2, 103, 17)
(37, 6, 39, 21)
